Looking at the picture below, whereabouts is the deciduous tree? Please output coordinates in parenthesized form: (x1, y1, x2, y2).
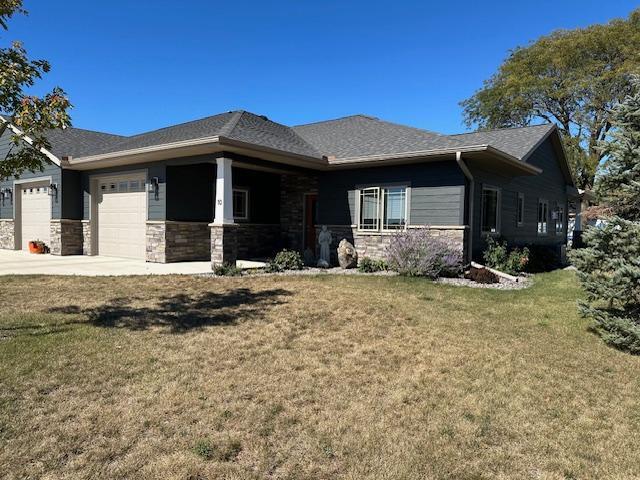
(461, 9, 640, 189)
(0, 0, 71, 180)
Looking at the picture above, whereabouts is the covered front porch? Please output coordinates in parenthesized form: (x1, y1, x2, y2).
(150, 154, 320, 268)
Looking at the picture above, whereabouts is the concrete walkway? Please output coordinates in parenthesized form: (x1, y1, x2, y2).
(0, 250, 216, 276)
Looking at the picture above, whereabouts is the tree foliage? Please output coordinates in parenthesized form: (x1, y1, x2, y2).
(461, 9, 640, 189)
(571, 76, 640, 354)
(0, 0, 71, 180)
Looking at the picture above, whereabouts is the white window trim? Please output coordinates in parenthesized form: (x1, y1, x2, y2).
(517, 192, 525, 227)
(381, 186, 409, 232)
(480, 185, 501, 235)
(356, 185, 410, 233)
(232, 188, 249, 221)
(555, 203, 565, 235)
(537, 198, 549, 236)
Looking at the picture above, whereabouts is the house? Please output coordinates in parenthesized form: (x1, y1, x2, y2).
(0, 111, 576, 267)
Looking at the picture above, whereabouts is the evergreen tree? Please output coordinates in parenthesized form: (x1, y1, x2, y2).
(571, 76, 640, 353)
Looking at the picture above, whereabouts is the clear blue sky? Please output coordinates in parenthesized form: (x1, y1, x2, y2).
(5, 1, 638, 136)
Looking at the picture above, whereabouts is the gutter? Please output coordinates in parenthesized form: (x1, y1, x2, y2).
(456, 151, 474, 264)
(328, 144, 542, 175)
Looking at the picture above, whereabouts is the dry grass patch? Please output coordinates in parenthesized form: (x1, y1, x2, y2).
(0, 272, 639, 479)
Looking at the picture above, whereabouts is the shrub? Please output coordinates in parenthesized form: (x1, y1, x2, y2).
(358, 257, 388, 273)
(267, 249, 304, 272)
(386, 229, 463, 279)
(525, 245, 561, 273)
(482, 237, 529, 275)
(464, 266, 499, 284)
(213, 263, 242, 276)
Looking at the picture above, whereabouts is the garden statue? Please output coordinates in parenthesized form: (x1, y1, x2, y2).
(317, 225, 332, 268)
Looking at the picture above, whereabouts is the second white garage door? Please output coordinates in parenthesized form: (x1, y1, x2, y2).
(97, 175, 147, 259)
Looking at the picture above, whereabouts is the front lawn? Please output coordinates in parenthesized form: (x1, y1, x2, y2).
(1, 272, 639, 479)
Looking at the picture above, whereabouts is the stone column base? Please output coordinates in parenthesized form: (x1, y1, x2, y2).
(82, 220, 93, 255)
(210, 223, 238, 267)
(50, 219, 83, 256)
(0, 219, 15, 250)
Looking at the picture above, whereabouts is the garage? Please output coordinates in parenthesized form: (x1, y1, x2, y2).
(96, 174, 147, 259)
(19, 182, 51, 250)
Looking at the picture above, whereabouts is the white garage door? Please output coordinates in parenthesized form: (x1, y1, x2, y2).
(20, 183, 51, 250)
(97, 175, 147, 259)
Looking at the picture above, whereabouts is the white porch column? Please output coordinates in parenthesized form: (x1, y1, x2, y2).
(214, 157, 234, 224)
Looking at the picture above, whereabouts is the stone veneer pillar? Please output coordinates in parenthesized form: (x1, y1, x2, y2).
(49, 219, 83, 256)
(81, 220, 92, 255)
(210, 224, 238, 267)
(146, 222, 167, 263)
(0, 219, 15, 250)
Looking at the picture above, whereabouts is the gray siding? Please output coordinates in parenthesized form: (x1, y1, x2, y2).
(0, 128, 62, 220)
(471, 137, 570, 256)
(318, 160, 465, 226)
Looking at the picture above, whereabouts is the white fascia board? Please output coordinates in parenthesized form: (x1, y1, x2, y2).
(0, 115, 61, 167)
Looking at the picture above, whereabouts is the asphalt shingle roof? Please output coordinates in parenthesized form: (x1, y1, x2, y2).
(35, 111, 557, 165)
(449, 124, 555, 160)
(292, 115, 463, 159)
(45, 127, 125, 158)
(88, 111, 321, 159)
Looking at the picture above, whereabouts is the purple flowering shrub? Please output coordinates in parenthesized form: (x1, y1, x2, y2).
(386, 229, 463, 278)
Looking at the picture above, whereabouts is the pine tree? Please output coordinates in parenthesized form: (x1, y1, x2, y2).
(571, 76, 640, 353)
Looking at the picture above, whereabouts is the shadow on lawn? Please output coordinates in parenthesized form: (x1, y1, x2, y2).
(48, 288, 291, 333)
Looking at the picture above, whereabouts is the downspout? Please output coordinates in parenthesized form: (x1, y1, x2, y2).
(456, 151, 474, 264)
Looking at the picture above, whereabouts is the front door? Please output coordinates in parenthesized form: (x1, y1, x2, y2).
(304, 194, 318, 252)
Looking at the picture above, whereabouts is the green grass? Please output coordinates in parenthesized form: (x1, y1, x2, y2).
(0, 271, 639, 479)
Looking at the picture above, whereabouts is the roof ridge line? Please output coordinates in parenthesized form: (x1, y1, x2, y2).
(449, 123, 554, 136)
(219, 110, 245, 137)
(293, 114, 378, 128)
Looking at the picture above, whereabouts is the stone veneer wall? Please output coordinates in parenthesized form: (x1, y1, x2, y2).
(82, 221, 92, 255)
(146, 222, 167, 263)
(317, 225, 468, 265)
(165, 222, 210, 263)
(210, 224, 238, 266)
(280, 173, 319, 252)
(145, 221, 210, 263)
(236, 224, 281, 260)
(0, 219, 15, 250)
(49, 219, 83, 256)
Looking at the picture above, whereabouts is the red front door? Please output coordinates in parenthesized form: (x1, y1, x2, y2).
(304, 194, 318, 252)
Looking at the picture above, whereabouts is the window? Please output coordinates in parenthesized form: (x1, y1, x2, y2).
(232, 189, 248, 220)
(537, 199, 549, 234)
(556, 205, 565, 234)
(358, 186, 407, 232)
(481, 186, 500, 234)
(517, 193, 524, 227)
(382, 187, 407, 230)
(358, 188, 380, 230)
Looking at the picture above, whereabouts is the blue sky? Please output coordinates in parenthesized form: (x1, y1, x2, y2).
(4, 1, 638, 135)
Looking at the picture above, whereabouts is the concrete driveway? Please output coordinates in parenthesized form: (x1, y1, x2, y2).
(0, 250, 215, 276)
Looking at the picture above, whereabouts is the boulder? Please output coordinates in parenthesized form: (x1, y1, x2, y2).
(337, 239, 358, 269)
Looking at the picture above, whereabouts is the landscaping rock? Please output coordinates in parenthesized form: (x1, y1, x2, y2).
(337, 239, 358, 269)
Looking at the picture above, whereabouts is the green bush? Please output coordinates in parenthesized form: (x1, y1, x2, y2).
(525, 245, 561, 273)
(482, 237, 529, 275)
(213, 263, 242, 276)
(267, 249, 304, 272)
(357, 257, 388, 273)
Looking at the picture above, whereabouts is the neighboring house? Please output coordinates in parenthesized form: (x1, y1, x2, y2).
(0, 111, 576, 266)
